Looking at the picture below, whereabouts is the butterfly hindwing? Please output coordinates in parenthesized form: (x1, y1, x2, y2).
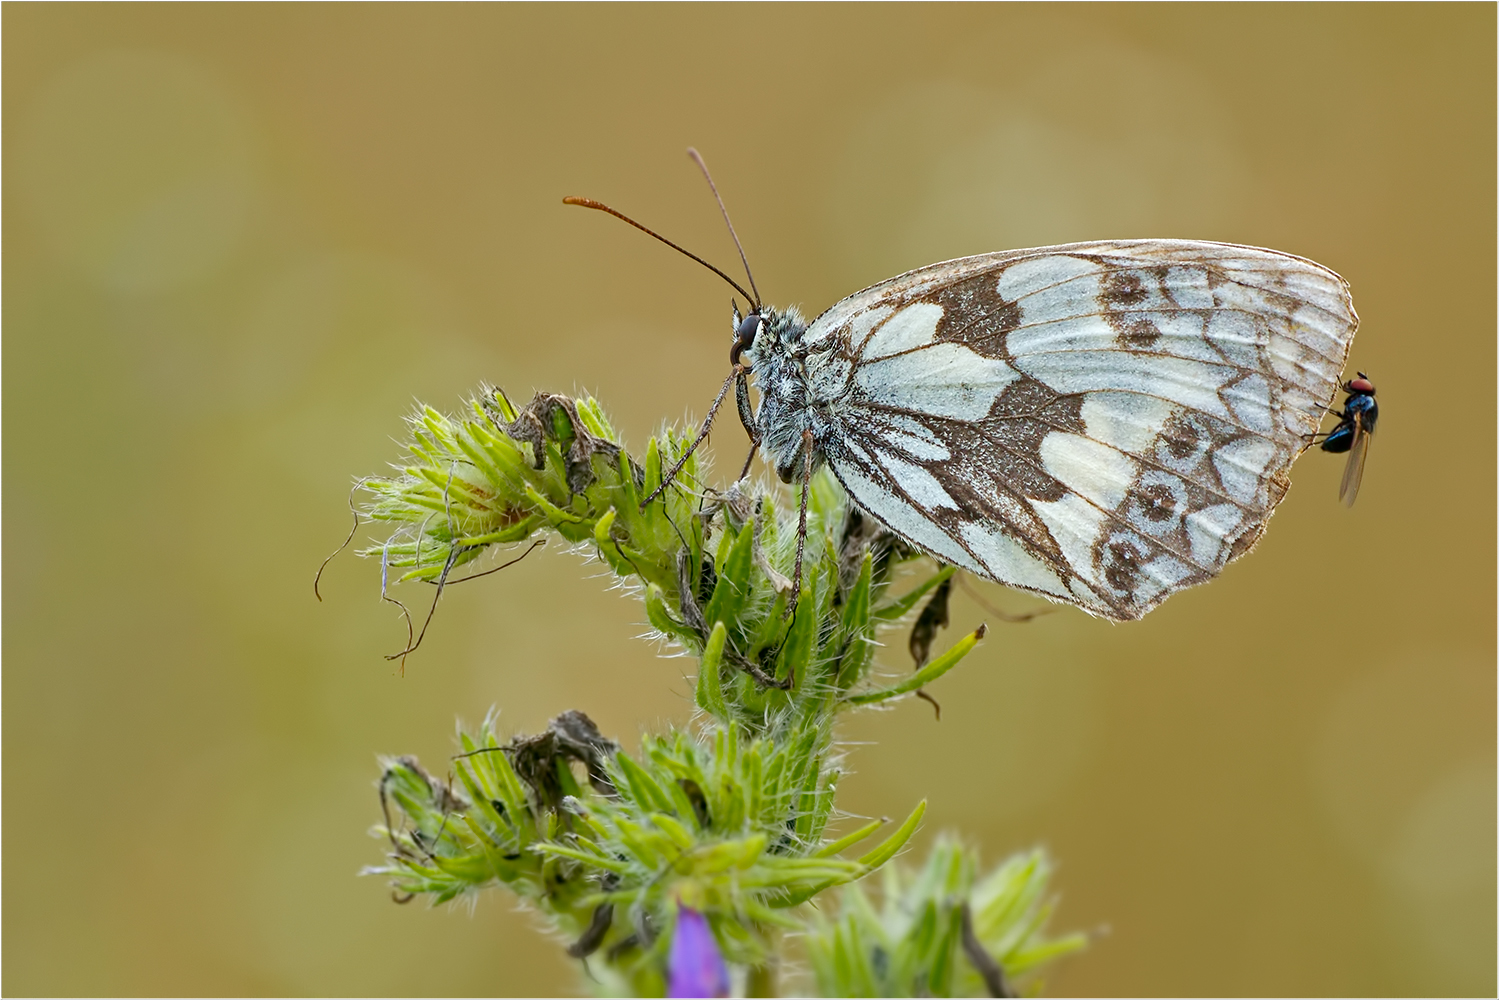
(799, 240, 1358, 620)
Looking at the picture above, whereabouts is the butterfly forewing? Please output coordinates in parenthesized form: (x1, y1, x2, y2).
(798, 240, 1358, 620)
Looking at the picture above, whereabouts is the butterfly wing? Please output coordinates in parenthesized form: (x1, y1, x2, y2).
(1338, 415, 1372, 508)
(799, 240, 1358, 620)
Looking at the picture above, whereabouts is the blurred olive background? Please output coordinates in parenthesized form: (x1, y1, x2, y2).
(5, 5, 1494, 997)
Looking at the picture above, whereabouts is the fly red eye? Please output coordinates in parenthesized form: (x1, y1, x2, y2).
(1348, 377, 1375, 394)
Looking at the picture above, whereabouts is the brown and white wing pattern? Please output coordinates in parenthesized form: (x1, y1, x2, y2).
(801, 240, 1358, 620)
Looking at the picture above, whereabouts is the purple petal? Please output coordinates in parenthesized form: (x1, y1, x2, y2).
(666, 906, 730, 998)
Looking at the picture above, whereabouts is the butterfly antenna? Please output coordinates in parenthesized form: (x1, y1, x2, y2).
(687, 147, 761, 312)
(562, 196, 755, 305)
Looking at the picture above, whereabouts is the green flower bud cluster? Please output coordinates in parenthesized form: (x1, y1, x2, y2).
(804, 838, 1087, 998)
(353, 388, 1083, 996)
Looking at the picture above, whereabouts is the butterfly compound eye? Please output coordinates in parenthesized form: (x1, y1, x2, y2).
(730, 312, 761, 366)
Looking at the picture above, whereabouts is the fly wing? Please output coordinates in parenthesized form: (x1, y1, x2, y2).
(1338, 417, 1372, 507)
(800, 240, 1359, 620)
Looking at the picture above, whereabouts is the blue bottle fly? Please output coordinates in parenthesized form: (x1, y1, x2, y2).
(1319, 373, 1377, 507)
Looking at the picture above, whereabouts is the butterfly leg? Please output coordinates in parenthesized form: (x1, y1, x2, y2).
(640, 366, 745, 510)
(784, 429, 814, 619)
(734, 369, 759, 481)
(736, 445, 757, 481)
(955, 573, 1053, 623)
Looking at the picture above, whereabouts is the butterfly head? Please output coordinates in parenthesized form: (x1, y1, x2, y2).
(729, 304, 806, 370)
(729, 307, 761, 367)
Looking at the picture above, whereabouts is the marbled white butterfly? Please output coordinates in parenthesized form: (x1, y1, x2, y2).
(569, 154, 1360, 621)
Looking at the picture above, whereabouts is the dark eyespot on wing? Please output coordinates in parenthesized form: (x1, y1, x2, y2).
(1100, 269, 1151, 307)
